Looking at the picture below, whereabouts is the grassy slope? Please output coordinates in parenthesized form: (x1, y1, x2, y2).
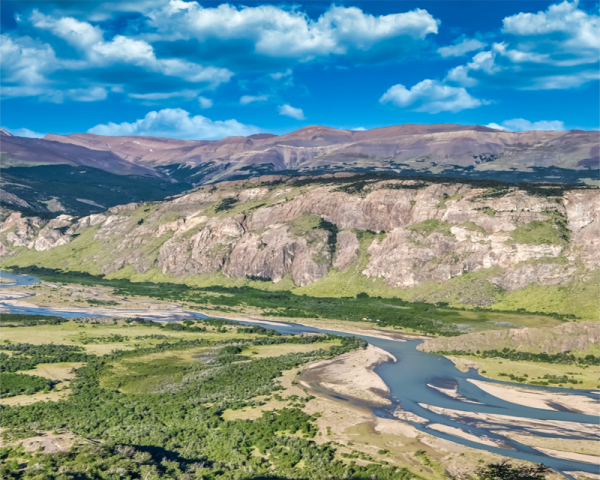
(457, 357, 599, 389)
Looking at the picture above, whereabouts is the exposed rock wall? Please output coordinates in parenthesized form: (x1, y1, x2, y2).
(1, 176, 598, 301)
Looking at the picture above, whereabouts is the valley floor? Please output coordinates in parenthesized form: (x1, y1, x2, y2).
(1, 276, 598, 480)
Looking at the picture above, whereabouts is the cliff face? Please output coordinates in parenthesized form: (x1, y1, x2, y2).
(1, 175, 598, 311)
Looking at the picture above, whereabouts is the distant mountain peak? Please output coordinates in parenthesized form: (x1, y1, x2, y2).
(3, 123, 598, 186)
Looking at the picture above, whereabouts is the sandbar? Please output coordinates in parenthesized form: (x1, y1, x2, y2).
(468, 379, 600, 416)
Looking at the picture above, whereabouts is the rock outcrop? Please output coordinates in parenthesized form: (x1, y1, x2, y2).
(1, 175, 598, 306)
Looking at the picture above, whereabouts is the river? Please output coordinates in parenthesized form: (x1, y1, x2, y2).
(1, 270, 598, 478)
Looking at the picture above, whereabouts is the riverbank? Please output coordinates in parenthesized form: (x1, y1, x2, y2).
(296, 344, 528, 480)
(0, 279, 427, 341)
(299, 344, 395, 405)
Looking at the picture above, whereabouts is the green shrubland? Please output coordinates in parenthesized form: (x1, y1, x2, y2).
(0, 373, 55, 398)
(0, 326, 423, 480)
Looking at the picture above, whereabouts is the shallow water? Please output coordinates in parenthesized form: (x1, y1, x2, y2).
(1, 271, 598, 478)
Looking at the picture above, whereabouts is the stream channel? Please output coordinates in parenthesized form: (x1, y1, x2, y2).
(1, 270, 598, 478)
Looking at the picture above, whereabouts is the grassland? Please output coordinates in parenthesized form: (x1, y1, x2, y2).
(449, 356, 600, 389)
(5, 265, 574, 339)
(0, 320, 258, 355)
(5, 323, 427, 480)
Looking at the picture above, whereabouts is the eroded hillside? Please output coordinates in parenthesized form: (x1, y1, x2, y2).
(1, 174, 598, 318)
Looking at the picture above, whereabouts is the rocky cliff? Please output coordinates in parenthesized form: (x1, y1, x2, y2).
(1, 174, 598, 317)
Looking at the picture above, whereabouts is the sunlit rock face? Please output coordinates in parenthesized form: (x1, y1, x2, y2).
(1, 175, 598, 299)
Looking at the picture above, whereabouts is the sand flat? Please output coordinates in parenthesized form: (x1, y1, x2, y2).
(538, 448, 600, 464)
(419, 403, 600, 438)
(468, 379, 600, 415)
(427, 424, 499, 447)
(299, 344, 395, 405)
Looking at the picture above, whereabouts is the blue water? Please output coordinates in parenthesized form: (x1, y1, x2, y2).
(1, 271, 598, 478)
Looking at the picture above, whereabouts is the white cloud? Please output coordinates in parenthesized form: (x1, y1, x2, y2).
(502, 0, 598, 55)
(45, 86, 108, 103)
(270, 69, 293, 80)
(240, 94, 270, 105)
(489, 118, 566, 132)
(0, 12, 233, 103)
(87, 108, 260, 140)
(278, 104, 305, 120)
(2, 127, 46, 138)
(146, 3, 439, 61)
(351, 127, 366, 131)
(447, 50, 501, 87)
(0, 3, 441, 105)
(198, 96, 213, 108)
(128, 90, 200, 101)
(30, 11, 104, 50)
(90, 35, 232, 85)
(446, 1, 600, 90)
(0, 34, 58, 87)
(379, 79, 485, 113)
(438, 38, 486, 58)
(486, 123, 509, 131)
(31, 0, 166, 23)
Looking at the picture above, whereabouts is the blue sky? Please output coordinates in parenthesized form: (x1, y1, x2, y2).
(1, 0, 598, 139)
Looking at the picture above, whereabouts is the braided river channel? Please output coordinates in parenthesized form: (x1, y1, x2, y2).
(1, 271, 598, 479)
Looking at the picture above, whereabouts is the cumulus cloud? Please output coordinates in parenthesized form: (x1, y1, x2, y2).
(240, 94, 270, 105)
(30, 11, 104, 50)
(502, 0, 598, 57)
(446, 1, 599, 90)
(87, 108, 260, 140)
(0, 35, 58, 88)
(487, 119, 566, 131)
(0, 3, 442, 104)
(379, 79, 485, 113)
(145, 3, 439, 63)
(438, 37, 486, 58)
(0, 12, 233, 102)
(446, 51, 501, 87)
(278, 104, 305, 120)
(2, 127, 46, 138)
(88, 35, 232, 85)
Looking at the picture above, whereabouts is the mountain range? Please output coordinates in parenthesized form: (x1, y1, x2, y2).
(1, 124, 598, 216)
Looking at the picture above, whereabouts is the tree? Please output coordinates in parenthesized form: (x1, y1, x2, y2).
(476, 461, 551, 480)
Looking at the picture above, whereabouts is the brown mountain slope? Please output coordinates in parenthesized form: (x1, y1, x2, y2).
(1, 131, 158, 177)
(43, 125, 599, 183)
